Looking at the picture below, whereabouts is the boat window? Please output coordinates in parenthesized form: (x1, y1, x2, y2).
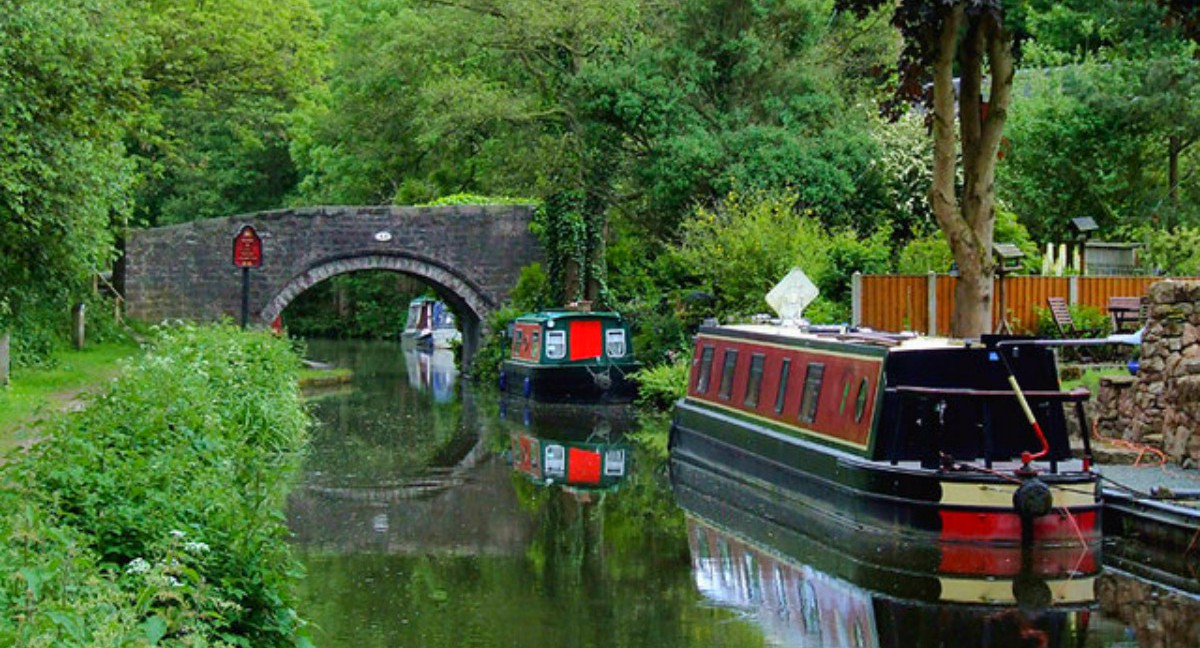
(775, 358, 791, 413)
(512, 330, 524, 356)
(697, 346, 715, 393)
(605, 329, 627, 358)
(718, 349, 739, 400)
(839, 380, 851, 415)
(799, 363, 825, 424)
(855, 377, 871, 422)
(545, 330, 567, 359)
(743, 354, 765, 408)
(531, 330, 541, 358)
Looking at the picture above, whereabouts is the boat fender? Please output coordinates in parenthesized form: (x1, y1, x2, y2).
(1011, 573, 1052, 610)
(523, 376, 532, 398)
(1013, 478, 1053, 519)
(499, 370, 507, 391)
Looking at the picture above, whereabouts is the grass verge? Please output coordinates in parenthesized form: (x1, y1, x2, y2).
(0, 340, 140, 451)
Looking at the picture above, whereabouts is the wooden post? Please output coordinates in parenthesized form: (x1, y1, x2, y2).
(0, 331, 9, 387)
(1068, 275, 1079, 306)
(927, 271, 938, 336)
(72, 303, 86, 350)
(851, 272, 862, 327)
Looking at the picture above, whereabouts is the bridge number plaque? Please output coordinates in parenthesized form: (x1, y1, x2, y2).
(232, 225, 263, 268)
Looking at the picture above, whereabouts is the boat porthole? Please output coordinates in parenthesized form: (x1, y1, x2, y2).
(854, 378, 870, 422)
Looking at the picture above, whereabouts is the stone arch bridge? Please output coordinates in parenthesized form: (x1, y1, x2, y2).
(124, 205, 542, 367)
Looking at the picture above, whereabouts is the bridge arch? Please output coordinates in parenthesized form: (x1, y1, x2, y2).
(123, 205, 542, 370)
(262, 253, 493, 365)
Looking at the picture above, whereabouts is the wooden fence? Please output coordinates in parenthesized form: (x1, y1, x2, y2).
(850, 273, 1181, 336)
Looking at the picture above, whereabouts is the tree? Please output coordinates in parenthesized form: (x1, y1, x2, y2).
(129, 0, 325, 225)
(837, 0, 1017, 337)
(0, 0, 140, 356)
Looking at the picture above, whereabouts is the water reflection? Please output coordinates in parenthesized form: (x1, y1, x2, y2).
(289, 339, 1195, 647)
(674, 462, 1103, 647)
(404, 347, 457, 403)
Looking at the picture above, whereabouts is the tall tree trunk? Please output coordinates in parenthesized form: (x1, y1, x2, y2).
(1169, 135, 1181, 223)
(930, 8, 1014, 338)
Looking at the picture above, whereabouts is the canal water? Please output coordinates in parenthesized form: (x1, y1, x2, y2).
(287, 340, 1199, 647)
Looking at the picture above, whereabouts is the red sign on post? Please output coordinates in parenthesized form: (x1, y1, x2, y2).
(232, 225, 263, 268)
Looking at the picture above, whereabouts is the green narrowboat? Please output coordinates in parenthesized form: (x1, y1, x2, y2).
(499, 310, 640, 403)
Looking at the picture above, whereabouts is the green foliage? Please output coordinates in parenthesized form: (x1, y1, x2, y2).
(510, 263, 553, 313)
(131, 0, 326, 226)
(472, 306, 524, 385)
(897, 231, 955, 275)
(1034, 303, 1111, 338)
(0, 324, 309, 645)
(0, 0, 139, 343)
(417, 194, 537, 207)
(1141, 225, 1200, 275)
(674, 191, 891, 323)
(630, 357, 690, 410)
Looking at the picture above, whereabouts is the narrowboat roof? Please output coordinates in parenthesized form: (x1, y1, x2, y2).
(515, 310, 627, 324)
(700, 323, 964, 353)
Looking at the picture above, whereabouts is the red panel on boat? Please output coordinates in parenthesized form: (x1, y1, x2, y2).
(567, 447, 602, 484)
(938, 543, 1097, 576)
(569, 320, 603, 361)
(938, 510, 1098, 544)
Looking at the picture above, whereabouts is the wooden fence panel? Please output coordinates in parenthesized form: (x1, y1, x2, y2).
(856, 274, 1196, 336)
(996, 276, 1070, 334)
(859, 275, 927, 333)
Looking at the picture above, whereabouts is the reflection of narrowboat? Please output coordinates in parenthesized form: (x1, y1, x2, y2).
(499, 310, 640, 403)
(402, 297, 461, 350)
(404, 347, 458, 404)
(509, 431, 630, 493)
(678, 471, 1098, 648)
(670, 319, 1102, 548)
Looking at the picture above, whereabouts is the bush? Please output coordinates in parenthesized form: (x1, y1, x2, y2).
(631, 356, 690, 410)
(0, 324, 310, 646)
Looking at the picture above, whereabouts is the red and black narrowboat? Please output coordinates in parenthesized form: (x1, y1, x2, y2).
(500, 310, 640, 403)
(669, 322, 1101, 548)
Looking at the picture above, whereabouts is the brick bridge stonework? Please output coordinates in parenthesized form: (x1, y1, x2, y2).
(124, 205, 542, 368)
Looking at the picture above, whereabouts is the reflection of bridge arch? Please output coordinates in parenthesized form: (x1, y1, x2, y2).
(124, 205, 541, 369)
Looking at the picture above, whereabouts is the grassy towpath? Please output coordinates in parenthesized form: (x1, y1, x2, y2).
(0, 340, 141, 453)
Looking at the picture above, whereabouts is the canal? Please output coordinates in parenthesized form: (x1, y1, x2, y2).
(287, 340, 1199, 647)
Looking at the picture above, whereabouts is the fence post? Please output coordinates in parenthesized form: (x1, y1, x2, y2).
(72, 303, 86, 350)
(927, 271, 938, 336)
(851, 272, 862, 327)
(1068, 275, 1079, 306)
(0, 331, 9, 387)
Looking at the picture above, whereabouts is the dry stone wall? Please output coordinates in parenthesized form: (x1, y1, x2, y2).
(1097, 281, 1200, 466)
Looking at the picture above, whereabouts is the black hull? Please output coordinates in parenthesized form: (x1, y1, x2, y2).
(500, 361, 639, 404)
(670, 399, 1101, 547)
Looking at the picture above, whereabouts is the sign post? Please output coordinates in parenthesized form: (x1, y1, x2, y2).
(232, 225, 263, 328)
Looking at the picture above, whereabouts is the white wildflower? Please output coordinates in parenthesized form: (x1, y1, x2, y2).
(125, 557, 151, 574)
(169, 529, 186, 539)
(183, 541, 210, 554)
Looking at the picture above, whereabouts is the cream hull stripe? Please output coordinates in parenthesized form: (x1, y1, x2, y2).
(940, 481, 1097, 509)
(939, 576, 1095, 605)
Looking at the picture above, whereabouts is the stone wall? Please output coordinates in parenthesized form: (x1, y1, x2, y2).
(1096, 573, 1200, 648)
(1119, 281, 1200, 465)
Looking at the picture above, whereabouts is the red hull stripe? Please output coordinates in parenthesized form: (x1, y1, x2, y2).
(939, 543, 1098, 576)
(939, 510, 1098, 544)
